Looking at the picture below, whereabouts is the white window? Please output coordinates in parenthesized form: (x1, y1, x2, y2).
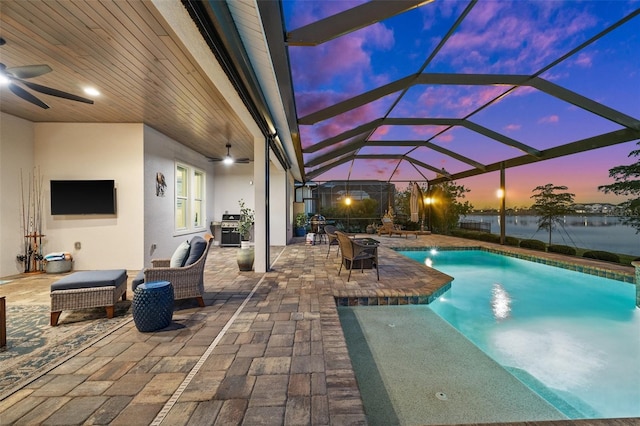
(175, 162, 206, 233)
(193, 170, 204, 228)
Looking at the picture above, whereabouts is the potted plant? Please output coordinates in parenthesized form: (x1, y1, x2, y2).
(236, 199, 255, 243)
(366, 222, 377, 234)
(295, 213, 307, 237)
(236, 199, 255, 271)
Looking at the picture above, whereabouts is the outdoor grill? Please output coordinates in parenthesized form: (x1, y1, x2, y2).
(220, 213, 241, 247)
(310, 214, 326, 234)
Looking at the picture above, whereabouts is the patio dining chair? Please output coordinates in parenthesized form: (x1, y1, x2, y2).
(336, 231, 379, 282)
(324, 224, 340, 258)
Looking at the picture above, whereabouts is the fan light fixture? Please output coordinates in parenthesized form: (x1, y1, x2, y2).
(208, 143, 250, 164)
(83, 87, 100, 97)
(223, 143, 234, 165)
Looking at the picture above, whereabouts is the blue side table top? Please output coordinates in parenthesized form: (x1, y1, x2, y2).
(138, 281, 171, 291)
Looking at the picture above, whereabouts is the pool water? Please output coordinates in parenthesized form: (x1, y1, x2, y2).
(399, 249, 640, 419)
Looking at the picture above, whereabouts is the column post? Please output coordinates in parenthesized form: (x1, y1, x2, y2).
(0, 296, 6, 348)
(499, 163, 506, 245)
(631, 261, 640, 308)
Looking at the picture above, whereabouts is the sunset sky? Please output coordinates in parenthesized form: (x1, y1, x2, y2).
(282, 0, 640, 209)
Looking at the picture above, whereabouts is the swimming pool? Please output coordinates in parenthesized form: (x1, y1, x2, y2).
(398, 249, 640, 419)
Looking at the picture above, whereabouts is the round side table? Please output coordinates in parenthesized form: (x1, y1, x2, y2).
(132, 280, 174, 332)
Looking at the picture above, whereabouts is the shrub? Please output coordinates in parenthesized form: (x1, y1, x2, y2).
(519, 239, 546, 251)
(452, 229, 523, 245)
(548, 244, 577, 256)
(504, 236, 520, 246)
(475, 233, 501, 243)
(452, 228, 500, 243)
(450, 229, 477, 239)
(583, 250, 620, 263)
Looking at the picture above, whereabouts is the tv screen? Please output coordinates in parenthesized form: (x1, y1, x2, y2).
(50, 180, 116, 215)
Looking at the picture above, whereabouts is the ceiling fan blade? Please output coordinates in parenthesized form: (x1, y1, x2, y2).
(8, 83, 50, 109)
(7, 64, 52, 79)
(207, 157, 223, 162)
(236, 158, 251, 163)
(19, 80, 94, 104)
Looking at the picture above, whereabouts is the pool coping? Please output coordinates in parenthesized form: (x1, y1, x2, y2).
(333, 244, 455, 308)
(334, 244, 636, 308)
(396, 245, 636, 284)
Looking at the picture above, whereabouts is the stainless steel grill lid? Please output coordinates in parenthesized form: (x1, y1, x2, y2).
(221, 214, 240, 228)
(310, 214, 326, 233)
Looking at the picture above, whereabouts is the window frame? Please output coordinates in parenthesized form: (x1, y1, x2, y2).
(175, 162, 206, 235)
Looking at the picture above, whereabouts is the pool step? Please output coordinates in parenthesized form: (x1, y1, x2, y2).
(504, 366, 598, 419)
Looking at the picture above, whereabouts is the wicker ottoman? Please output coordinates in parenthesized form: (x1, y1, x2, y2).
(132, 281, 174, 332)
(50, 269, 128, 326)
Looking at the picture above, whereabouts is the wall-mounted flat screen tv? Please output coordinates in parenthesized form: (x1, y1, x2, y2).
(50, 180, 117, 215)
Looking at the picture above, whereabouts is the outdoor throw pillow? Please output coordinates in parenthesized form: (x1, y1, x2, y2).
(170, 240, 191, 267)
(184, 236, 207, 266)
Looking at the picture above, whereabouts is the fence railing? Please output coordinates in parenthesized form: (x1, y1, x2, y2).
(304, 217, 380, 234)
(458, 220, 491, 233)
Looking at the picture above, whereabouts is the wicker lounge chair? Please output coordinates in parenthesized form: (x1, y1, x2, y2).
(136, 234, 212, 307)
(376, 214, 425, 238)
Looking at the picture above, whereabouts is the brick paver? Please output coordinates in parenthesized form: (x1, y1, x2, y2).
(0, 235, 636, 425)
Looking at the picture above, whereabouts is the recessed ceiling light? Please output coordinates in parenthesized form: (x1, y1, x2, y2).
(83, 87, 100, 97)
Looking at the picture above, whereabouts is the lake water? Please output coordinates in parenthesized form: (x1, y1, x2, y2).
(462, 215, 640, 256)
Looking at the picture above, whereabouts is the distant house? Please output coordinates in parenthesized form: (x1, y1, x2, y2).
(336, 190, 370, 201)
(574, 203, 618, 215)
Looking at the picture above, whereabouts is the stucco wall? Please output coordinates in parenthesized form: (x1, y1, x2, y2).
(35, 123, 145, 271)
(211, 162, 255, 222)
(269, 167, 289, 246)
(0, 113, 35, 277)
(142, 126, 214, 266)
(1, 113, 297, 277)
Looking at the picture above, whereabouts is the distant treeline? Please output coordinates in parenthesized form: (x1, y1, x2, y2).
(472, 204, 623, 216)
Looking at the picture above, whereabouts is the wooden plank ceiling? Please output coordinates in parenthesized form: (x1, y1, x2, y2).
(0, 0, 254, 161)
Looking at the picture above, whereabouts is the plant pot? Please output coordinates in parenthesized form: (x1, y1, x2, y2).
(366, 225, 375, 234)
(295, 227, 306, 237)
(237, 245, 254, 271)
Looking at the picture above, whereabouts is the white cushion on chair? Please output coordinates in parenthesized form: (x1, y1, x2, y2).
(170, 241, 191, 267)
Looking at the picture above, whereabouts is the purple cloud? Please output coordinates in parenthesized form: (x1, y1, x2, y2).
(538, 115, 560, 124)
(286, 1, 367, 29)
(436, 2, 600, 73)
(435, 133, 454, 143)
(289, 20, 394, 95)
(411, 85, 510, 118)
(573, 52, 594, 68)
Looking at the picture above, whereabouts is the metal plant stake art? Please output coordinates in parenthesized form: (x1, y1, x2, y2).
(16, 167, 45, 272)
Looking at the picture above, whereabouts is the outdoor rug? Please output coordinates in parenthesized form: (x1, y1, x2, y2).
(0, 302, 132, 400)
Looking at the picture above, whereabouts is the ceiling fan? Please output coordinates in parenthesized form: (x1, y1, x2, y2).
(208, 143, 251, 164)
(0, 37, 94, 109)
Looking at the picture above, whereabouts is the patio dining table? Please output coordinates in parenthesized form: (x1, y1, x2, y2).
(345, 237, 379, 269)
(353, 237, 379, 246)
